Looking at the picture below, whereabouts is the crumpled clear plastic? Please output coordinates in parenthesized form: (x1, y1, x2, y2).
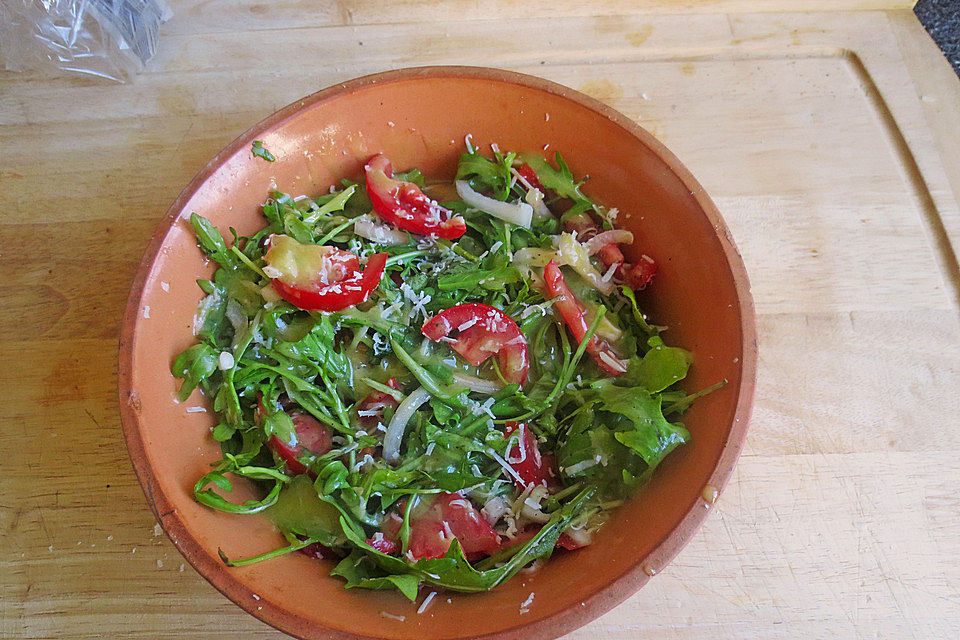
(0, 0, 173, 82)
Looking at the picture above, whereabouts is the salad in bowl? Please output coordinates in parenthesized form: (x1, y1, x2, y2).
(172, 138, 719, 599)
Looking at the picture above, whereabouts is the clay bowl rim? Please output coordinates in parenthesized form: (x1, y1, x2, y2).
(118, 65, 758, 640)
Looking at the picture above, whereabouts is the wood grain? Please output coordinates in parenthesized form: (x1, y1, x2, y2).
(3, 4, 959, 640)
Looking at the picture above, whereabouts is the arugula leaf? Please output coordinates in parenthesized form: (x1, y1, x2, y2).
(518, 153, 588, 201)
(621, 336, 692, 392)
(172, 343, 219, 401)
(391, 340, 468, 409)
(194, 289, 228, 346)
(189, 214, 236, 268)
(437, 262, 521, 292)
(267, 475, 346, 546)
(663, 379, 728, 415)
(617, 286, 660, 337)
(595, 385, 689, 468)
(261, 201, 284, 233)
(303, 185, 356, 226)
(456, 149, 514, 201)
(279, 315, 352, 381)
(251, 140, 276, 162)
(262, 409, 296, 445)
(193, 469, 286, 514)
(219, 535, 320, 567)
(393, 168, 425, 188)
(211, 423, 236, 442)
(331, 551, 420, 600)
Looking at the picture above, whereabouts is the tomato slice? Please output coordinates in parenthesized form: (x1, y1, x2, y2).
(355, 377, 401, 433)
(504, 421, 559, 490)
(619, 255, 658, 290)
(364, 154, 467, 239)
(365, 532, 397, 555)
(556, 531, 592, 550)
(269, 248, 388, 312)
(394, 493, 500, 561)
(267, 412, 333, 476)
(543, 260, 628, 376)
(517, 162, 544, 192)
(297, 541, 333, 559)
(421, 303, 529, 386)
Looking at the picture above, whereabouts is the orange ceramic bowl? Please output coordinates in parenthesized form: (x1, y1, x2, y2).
(119, 67, 756, 640)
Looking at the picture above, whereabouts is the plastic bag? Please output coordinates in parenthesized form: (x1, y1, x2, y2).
(0, 0, 172, 82)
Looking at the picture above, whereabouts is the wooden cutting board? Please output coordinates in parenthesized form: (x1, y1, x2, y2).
(3, 2, 959, 638)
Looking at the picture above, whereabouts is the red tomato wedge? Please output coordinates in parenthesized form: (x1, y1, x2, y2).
(297, 541, 333, 560)
(504, 421, 559, 490)
(265, 234, 387, 312)
(557, 527, 594, 550)
(271, 253, 387, 312)
(355, 377, 401, 433)
(543, 260, 628, 376)
(364, 154, 467, 239)
(619, 255, 659, 290)
(421, 303, 529, 386)
(517, 162, 544, 192)
(267, 412, 333, 476)
(365, 533, 397, 555)
(404, 493, 500, 561)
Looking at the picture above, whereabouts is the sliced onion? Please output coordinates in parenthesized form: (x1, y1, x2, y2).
(353, 213, 409, 245)
(260, 283, 282, 302)
(524, 188, 553, 220)
(481, 496, 508, 525)
(584, 230, 633, 255)
(383, 386, 431, 463)
(512, 247, 555, 267)
(521, 501, 551, 523)
(451, 371, 503, 395)
(510, 166, 551, 220)
(584, 304, 624, 342)
(512, 247, 556, 280)
(456, 180, 533, 229)
(562, 525, 594, 547)
(564, 458, 599, 475)
(556, 232, 615, 295)
(509, 485, 548, 524)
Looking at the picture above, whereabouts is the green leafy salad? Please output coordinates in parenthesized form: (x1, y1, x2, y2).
(172, 138, 720, 599)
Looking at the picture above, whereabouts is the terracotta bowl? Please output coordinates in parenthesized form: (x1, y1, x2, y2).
(119, 66, 756, 640)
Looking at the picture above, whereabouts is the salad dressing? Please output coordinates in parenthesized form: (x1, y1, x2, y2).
(701, 484, 719, 505)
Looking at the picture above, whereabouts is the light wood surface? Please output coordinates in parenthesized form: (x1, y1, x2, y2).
(3, 3, 959, 639)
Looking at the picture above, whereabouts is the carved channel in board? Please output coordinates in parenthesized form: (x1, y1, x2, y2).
(837, 51, 960, 315)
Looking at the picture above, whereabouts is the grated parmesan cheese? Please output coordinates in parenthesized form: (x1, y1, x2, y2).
(487, 448, 525, 485)
(380, 612, 406, 622)
(417, 591, 437, 614)
(218, 351, 235, 370)
(601, 262, 618, 283)
(520, 592, 535, 614)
